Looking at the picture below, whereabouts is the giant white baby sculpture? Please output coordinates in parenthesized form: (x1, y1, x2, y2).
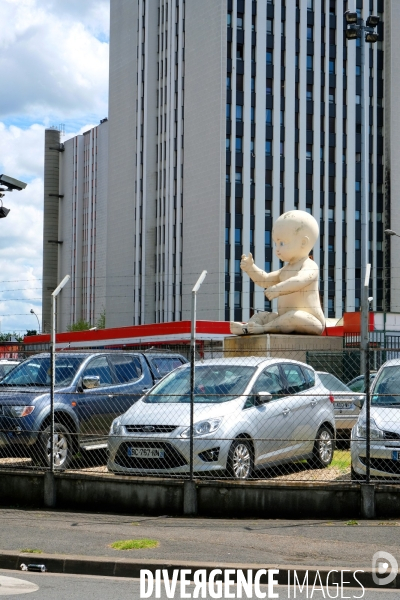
(230, 210, 325, 336)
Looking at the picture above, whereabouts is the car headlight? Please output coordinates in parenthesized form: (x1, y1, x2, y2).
(4, 406, 35, 418)
(356, 417, 384, 440)
(110, 417, 123, 436)
(180, 418, 223, 438)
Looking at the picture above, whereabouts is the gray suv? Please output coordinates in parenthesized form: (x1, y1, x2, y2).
(0, 351, 187, 469)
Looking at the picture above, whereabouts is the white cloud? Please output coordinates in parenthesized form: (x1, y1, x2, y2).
(0, 177, 43, 333)
(0, 123, 45, 180)
(0, 0, 109, 122)
(0, 0, 110, 334)
(0, 121, 105, 334)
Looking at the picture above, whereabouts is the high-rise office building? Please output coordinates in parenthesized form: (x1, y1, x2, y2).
(41, 121, 108, 332)
(104, 0, 386, 328)
(44, 0, 394, 331)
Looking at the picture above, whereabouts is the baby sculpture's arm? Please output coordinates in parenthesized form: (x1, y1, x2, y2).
(240, 253, 281, 288)
(265, 260, 318, 299)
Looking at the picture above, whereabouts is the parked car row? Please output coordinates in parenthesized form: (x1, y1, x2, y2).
(0, 351, 187, 469)
(0, 350, 398, 481)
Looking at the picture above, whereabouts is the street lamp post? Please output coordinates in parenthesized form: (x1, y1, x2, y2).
(384, 229, 400, 239)
(344, 11, 379, 376)
(50, 275, 70, 472)
(30, 309, 41, 333)
(345, 11, 380, 488)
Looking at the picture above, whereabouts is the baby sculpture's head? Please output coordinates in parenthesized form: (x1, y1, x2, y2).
(272, 210, 319, 264)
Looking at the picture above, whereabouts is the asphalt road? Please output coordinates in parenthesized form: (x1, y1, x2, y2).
(0, 508, 399, 569)
(0, 571, 398, 599)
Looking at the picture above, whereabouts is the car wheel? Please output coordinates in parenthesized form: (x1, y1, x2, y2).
(37, 423, 74, 471)
(308, 426, 334, 469)
(228, 438, 254, 480)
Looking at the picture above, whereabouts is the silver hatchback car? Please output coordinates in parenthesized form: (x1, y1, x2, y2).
(108, 358, 336, 479)
(351, 359, 400, 479)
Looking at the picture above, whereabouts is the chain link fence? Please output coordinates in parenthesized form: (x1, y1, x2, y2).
(0, 344, 399, 483)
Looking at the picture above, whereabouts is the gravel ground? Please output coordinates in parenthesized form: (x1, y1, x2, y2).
(0, 454, 351, 482)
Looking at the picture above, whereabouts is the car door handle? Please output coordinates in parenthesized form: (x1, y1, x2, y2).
(310, 400, 317, 406)
(142, 387, 151, 392)
(282, 408, 290, 415)
(108, 394, 114, 398)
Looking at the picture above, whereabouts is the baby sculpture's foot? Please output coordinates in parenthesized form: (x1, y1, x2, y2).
(247, 321, 264, 334)
(230, 321, 250, 335)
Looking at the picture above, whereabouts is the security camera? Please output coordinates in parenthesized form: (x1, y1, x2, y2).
(0, 205, 10, 218)
(0, 174, 27, 191)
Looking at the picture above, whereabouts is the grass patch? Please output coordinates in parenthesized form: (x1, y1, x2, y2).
(329, 450, 351, 471)
(110, 539, 159, 551)
(20, 549, 43, 554)
(345, 520, 359, 526)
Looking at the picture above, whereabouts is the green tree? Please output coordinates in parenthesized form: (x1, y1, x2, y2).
(0, 332, 23, 342)
(96, 309, 106, 330)
(67, 319, 91, 332)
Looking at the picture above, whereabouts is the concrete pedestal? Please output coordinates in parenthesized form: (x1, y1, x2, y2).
(224, 333, 343, 364)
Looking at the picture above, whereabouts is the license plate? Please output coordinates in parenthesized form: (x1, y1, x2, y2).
(392, 451, 399, 461)
(127, 447, 165, 459)
(335, 402, 352, 409)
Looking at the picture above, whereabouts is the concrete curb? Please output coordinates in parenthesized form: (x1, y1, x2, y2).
(0, 551, 398, 589)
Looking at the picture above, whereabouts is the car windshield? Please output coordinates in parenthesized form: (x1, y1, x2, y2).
(372, 366, 400, 406)
(348, 373, 376, 393)
(0, 356, 85, 387)
(318, 373, 350, 392)
(144, 365, 256, 403)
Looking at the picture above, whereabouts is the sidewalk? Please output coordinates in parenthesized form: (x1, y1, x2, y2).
(0, 508, 398, 569)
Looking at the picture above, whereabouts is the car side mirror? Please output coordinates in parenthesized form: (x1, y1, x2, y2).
(255, 391, 272, 406)
(353, 395, 365, 409)
(82, 375, 100, 390)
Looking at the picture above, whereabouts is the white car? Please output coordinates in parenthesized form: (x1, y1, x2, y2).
(351, 359, 400, 480)
(317, 371, 365, 437)
(0, 359, 20, 379)
(108, 357, 336, 479)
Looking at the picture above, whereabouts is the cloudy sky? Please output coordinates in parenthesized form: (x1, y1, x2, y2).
(0, 0, 109, 335)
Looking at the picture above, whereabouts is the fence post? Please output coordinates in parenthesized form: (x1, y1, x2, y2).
(189, 287, 195, 483)
(185, 271, 206, 515)
(47, 275, 70, 508)
(360, 265, 371, 485)
(365, 334, 371, 485)
(50, 295, 55, 477)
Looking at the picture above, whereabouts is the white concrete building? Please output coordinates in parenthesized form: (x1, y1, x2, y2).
(43, 0, 392, 329)
(41, 121, 108, 332)
(104, 0, 386, 328)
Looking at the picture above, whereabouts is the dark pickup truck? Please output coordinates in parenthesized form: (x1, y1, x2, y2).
(0, 351, 187, 469)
